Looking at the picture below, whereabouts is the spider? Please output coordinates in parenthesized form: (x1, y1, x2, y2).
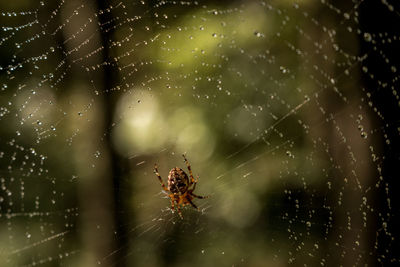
(154, 154, 208, 218)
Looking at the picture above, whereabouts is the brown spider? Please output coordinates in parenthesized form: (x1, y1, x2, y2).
(154, 154, 208, 218)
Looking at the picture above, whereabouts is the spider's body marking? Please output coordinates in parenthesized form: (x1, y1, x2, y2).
(168, 167, 189, 194)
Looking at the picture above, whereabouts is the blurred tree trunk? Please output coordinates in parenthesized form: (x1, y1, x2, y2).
(60, 1, 130, 266)
(95, 1, 130, 266)
(359, 1, 400, 263)
(302, 1, 374, 265)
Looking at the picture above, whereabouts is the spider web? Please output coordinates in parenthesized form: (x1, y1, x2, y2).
(1, 0, 400, 266)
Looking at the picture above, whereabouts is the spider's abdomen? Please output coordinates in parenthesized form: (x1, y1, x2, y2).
(168, 167, 189, 194)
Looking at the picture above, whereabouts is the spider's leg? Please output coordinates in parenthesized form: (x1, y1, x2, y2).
(154, 164, 168, 192)
(182, 154, 196, 184)
(173, 195, 184, 219)
(175, 202, 183, 219)
(191, 181, 197, 191)
(192, 193, 209, 199)
(190, 175, 199, 191)
(169, 195, 175, 212)
(186, 196, 199, 211)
